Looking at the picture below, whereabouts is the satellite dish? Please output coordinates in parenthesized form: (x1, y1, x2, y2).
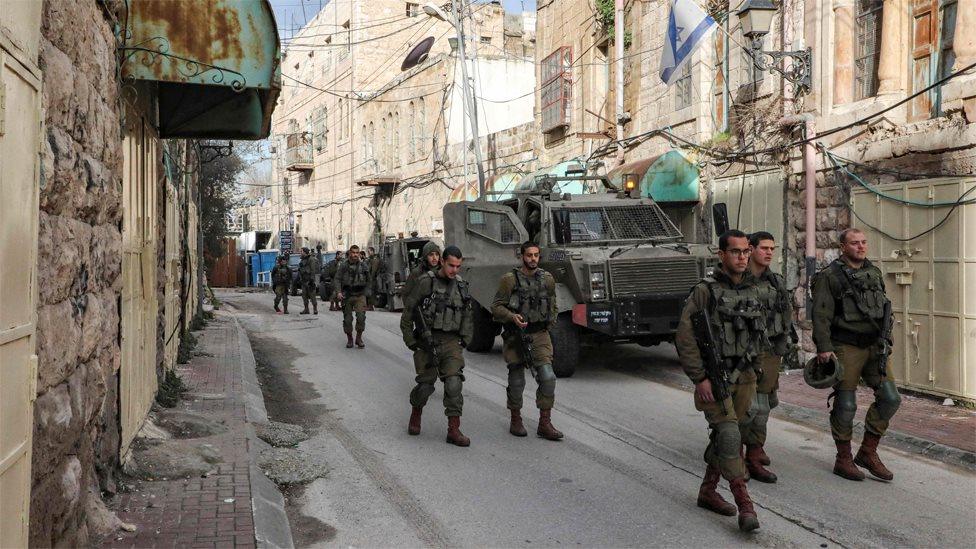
(401, 37, 435, 71)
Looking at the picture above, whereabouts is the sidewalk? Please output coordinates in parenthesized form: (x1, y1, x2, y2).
(775, 369, 976, 468)
(103, 311, 292, 549)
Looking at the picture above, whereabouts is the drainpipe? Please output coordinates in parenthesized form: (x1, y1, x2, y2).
(615, 0, 625, 166)
(779, 113, 816, 319)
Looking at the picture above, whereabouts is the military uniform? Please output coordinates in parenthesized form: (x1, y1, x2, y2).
(675, 268, 766, 531)
(401, 241, 441, 308)
(324, 257, 341, 310)
(336, 258, 371, 347)
(271, 262, 292, 313)
(812, 257, 900, 481)
(401, 270, 474, 445)
(298, 254, 319, 314)
(740, 267, 794, 481)
(491, 268, 563, 440)
(367, 253, 382, 307)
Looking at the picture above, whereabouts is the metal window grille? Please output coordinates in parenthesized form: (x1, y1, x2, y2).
(467, 209, 520, 244)
(406, 2, 420, 17)
(554, 205, 682, 243)
(674, 63, 693, 110)
(855, 0, 883, 100)
(541, 46, 572, 133)
(940, 0, 957, 80)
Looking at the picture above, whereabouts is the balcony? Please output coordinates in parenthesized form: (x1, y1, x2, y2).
(285, 133, 313, 171)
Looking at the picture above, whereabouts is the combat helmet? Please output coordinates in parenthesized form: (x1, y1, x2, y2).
(804, 355, 844, 389)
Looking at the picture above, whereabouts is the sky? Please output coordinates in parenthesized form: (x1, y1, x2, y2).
(270, 0, 537, 40)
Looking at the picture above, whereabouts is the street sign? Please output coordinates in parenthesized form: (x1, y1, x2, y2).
(279, 230, 293, 253)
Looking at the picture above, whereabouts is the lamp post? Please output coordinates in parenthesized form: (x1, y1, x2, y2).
(736, 0, 813, 94)
(423, 1, 487, 199)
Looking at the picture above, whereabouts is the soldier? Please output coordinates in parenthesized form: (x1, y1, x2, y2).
(367, 246, 381, 311)
(400, 241, 441, 307)
(271, 255, 291, 314)
(325, 251, 344, 311)
(490, 241, 563, 440)
(812, 228, 900, 481)
(298, 247, 319, 315)
(400, 245, 473, 446)
(675, 229, 764, 532)
(335, 244, 371, 348)
(741, 231, 794, 483)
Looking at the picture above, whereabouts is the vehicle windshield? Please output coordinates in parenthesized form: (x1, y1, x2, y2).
(551, 204, 681, 244)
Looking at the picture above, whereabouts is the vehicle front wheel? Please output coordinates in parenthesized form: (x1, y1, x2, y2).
(466, 301, 499, 353)
(550, 313, 580, 378)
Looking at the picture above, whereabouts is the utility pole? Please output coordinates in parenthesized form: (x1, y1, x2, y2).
(452, 0, 486, 198)
(614, 0, 625, 167)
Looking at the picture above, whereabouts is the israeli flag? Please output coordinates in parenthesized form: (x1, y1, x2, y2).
(659, 0, 717, 85)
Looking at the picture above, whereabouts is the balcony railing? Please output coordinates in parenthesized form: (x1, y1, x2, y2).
(285, 133, 313, 171)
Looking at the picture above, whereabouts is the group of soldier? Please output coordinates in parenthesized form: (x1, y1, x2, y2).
(676, 227, 899, 533)
(267, 227, 899, 535)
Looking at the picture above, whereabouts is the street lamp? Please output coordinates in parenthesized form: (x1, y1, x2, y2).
(422, 1, 487, 199)
(736, 0, 813, 94)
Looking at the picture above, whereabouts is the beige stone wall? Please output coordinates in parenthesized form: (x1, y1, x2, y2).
(32, 0, 125, 545)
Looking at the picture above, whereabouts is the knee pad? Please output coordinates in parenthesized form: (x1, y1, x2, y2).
(874, 380, 901, 421)
(507, 366, 526, 392)
(753, 393, 771, 430)
(830, 389, 858, 426)
(443, 375, 463, 397)
(415, 382, 435, 401)
(536, 364, 556, 397)
(711, 422, 741, 460)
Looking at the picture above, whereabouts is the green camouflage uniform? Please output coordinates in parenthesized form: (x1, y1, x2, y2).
(401, 241, 441, 308)
(298, 254, 319, 312)
(674, 269, 768, 481)
(491, 268, 559, 410)
(812, 258, 900, 442)
(741, 267, 794, 446)
(336, 258, 371, 333)
(400, 271, 473, 417)
(271, 263, 291, 311)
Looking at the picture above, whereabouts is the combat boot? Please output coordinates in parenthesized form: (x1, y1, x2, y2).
(537, 409, 563, 440)
(833, 440, 865, 481)
(407, 407, 423, 435)
(728, 478, 760, 532)
(745, 444, 777, 483)
(696, 464, 736, 516)
(274, 304, 280, 313)
(283, 305, 289, 314)
(313, 306, 318, 315)
(300, 307, 310, 315)
(854, 432, 894, 481)
(509, 409, 527, 437)
(355, 331, 365, 349)
(446, 416, 470, 447)
(345, 331, 354, 349)
(753, 444, 771, 466)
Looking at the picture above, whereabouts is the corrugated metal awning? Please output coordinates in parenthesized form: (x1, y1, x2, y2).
(120, 0, 281, 139)
(606, 151, 700, 203)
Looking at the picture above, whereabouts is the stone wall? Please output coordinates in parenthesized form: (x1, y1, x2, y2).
(32, 0, 124, 545)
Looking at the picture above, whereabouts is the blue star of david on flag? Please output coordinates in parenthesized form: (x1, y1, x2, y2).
(659, 0, 717, 85)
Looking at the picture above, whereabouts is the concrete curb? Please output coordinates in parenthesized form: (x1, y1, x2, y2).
(233, 314, 296, 549)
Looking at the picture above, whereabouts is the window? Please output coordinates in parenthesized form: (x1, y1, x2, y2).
(312, 107, 327, 152)
(368, 121, 375, 163)
(466, 208, 521, 244)
(340, 20, 351, 59)
(407, 101, 416, 163)
(380, 117, 388, 170)
(406, 2, 420, 17)
(674, 62, 693, 110)
(361, 124, 368, 165)
(712, 25, 729, 131)
(480, 36, 491, 45)
(854, 0, 883, 100)
(416, 98, 426, 158)
(393, 111, 401, 167)
(914, 0, 957, 116)
(540, 47, 573, 133)
(385, 114, 395, 169)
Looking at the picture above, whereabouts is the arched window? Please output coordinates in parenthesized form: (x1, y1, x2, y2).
(380, 117, 388, 171)
(416, 97, 426, 158)
(385, 113, 394, 170)
(407, 101, 416, 163)
(393, 111, 400, 167)
(361, 124, 368, 166)
(368, 122, 375, 163)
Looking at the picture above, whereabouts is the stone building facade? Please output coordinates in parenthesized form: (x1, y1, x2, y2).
(264, 0, 538, 250)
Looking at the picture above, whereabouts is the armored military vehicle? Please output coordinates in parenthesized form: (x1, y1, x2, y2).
(375, 235, 442, 310)
(443, 173, 715, 377)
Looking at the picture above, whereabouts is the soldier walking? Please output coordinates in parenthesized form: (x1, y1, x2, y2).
(325, 251, 344, 310)
(741, 231, 794, 483)
(400, 246, 473, 446)
(367, 246, 381, 310)
(271, 255, 291, 314)
(812, 228, 900, 481)
(675, 230, 765, 532)
(490, 241, 563, 440)
(298, 247, 319, 315)
(335, 245, 371, 348)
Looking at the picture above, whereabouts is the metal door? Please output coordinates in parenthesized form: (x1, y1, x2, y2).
(712, 170, 787, 267)
(0, 1, 42, 544)
(852, 177, 976, 401)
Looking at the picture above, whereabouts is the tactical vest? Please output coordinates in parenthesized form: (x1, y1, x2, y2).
(420, 272, 471, 332)
(755, 272, 791, 341)
(707, 279, 768, 363)
(507, 269, 553, 327)
(271, 265, 291, 286)
(341, 261, 371, 289)
(828, 260, 887, 323)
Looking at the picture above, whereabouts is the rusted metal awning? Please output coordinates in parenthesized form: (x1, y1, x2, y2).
(606, 151, 700, 203)
(120, 0, 281, 139)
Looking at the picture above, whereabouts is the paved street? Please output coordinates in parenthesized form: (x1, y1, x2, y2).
(223, 290, 976, 548)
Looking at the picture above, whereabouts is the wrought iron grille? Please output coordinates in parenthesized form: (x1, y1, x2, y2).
(555, 205, 681, 243)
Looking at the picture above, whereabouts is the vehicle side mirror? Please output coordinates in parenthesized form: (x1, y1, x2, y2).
(553, 209, 572, 244)
(712, 203, 730, 237)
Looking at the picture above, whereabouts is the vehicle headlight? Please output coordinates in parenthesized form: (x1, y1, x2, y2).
(590, 271, 604, 283)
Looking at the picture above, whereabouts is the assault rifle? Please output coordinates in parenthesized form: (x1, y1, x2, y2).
(690, 309, 731, 402)
(514, 324, 536, 370)
(413, 296, 440, 368)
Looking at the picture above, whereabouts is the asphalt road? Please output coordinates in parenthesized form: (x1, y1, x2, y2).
(222, 290, 976, 548)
